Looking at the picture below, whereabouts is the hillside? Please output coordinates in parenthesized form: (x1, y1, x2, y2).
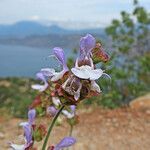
(0, 21, 105, 48)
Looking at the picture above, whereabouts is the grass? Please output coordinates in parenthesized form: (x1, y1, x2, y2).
(0, 77, 37, 118)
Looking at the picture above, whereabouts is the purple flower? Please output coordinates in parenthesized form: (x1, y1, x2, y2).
(47, 106, 58, 117)
(53, 47, 68, 70)
(72, 55, 110, 82)
(10, 122, 33, 150)
(28, 109, 36, 125)
(80, 34, 96, 59)
(62, 105, 76, 119)
(73, 36, 105, 81)
(10, 109, 36, 150)
(31, 72, 48, 92)
(41, 47, 68, 82)
(49, 137, 76, 150)
(21, 123, 32, 145)
(70, 105, 76, 113)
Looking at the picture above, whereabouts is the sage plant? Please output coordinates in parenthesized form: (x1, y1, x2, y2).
(10, 34, 110, 150)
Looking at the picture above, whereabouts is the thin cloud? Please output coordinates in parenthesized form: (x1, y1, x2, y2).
(0, 0, 149, 28)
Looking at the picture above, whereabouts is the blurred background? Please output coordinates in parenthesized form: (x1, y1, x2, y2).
(0, 0, 150, 149)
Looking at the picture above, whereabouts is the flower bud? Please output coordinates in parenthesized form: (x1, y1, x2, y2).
(33, 124, 47, 142)
(92, 42, 109, 64)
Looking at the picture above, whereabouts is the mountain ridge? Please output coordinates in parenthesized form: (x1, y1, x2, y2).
(0, 21, 105, 38)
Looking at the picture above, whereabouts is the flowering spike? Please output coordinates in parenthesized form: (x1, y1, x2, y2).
(12, 34, 110, 150)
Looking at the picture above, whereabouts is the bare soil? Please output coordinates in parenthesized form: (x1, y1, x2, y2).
(0, 107, 150, 150)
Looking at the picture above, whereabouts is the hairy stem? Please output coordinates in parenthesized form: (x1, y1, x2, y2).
(42, 105, 65, 150)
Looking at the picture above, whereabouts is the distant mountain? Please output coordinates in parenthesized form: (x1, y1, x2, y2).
(0, 21, 106, 48)
(0, 21, 104, 38)
(0, 21, 50, 38)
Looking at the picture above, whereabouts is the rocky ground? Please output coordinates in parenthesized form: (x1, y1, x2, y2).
(0, 105, 150, 150)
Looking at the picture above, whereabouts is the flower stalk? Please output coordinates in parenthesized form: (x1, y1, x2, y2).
(42, 105, 65, 150)
(66, 125, 74, 150)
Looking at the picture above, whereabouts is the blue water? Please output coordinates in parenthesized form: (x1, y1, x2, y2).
(0, 44, 73, 77)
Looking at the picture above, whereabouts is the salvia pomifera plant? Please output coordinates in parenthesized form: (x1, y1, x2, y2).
(10, 34, 110, 150)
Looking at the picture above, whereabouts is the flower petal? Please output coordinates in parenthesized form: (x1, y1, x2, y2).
(31, 83, 48, 92)
(20, 122, 32, 145)
(52, 97, 61, 106)
(10, 143, 25, 150)
(47, 106, 58, 117)
(74, 83, 82, 100)
(71, 65, 103, 80)
(80, 34, 96, 58)
(51, 69, 67, 82)
(28, 109, 36, 125)
(53, 47, 65, 65)
(62, 105, 76, 119)
(62, 110, 74, 119)
(53, 47, 68, 70)
(40, 68, 55, 77)
(91, 80, 101, 93)
(55, 137, 76, 149)
(32, 72, 48, 92)
(36, 72, 46, 83)
(89, 69, 103, 80)
(41, 67, 68, 82)
(71, 67, 89, 80)
(70, 105, 76, 113)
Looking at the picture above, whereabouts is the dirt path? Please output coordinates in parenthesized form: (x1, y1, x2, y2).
(0, 107, 150, 150)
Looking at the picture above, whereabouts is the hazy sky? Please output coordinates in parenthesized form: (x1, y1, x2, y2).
(0, 0, 150, 28)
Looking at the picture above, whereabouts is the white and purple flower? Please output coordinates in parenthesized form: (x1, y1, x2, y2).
(47, 106, 58, 117)
(31, 72, 48, 92)
(62, 105, 76, 119)
(41, 47, 69, 82)
(10, 109, 36, 150)
(48, 96, 76, 119)
(61, 34, 102, 101)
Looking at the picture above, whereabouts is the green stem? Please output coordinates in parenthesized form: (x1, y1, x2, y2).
(66, 125, 74, 150)
(42, 105, 65, 150)
(69, 125, 73, 136)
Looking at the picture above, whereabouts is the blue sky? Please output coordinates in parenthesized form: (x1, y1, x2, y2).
(0, 0, 150, 29)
